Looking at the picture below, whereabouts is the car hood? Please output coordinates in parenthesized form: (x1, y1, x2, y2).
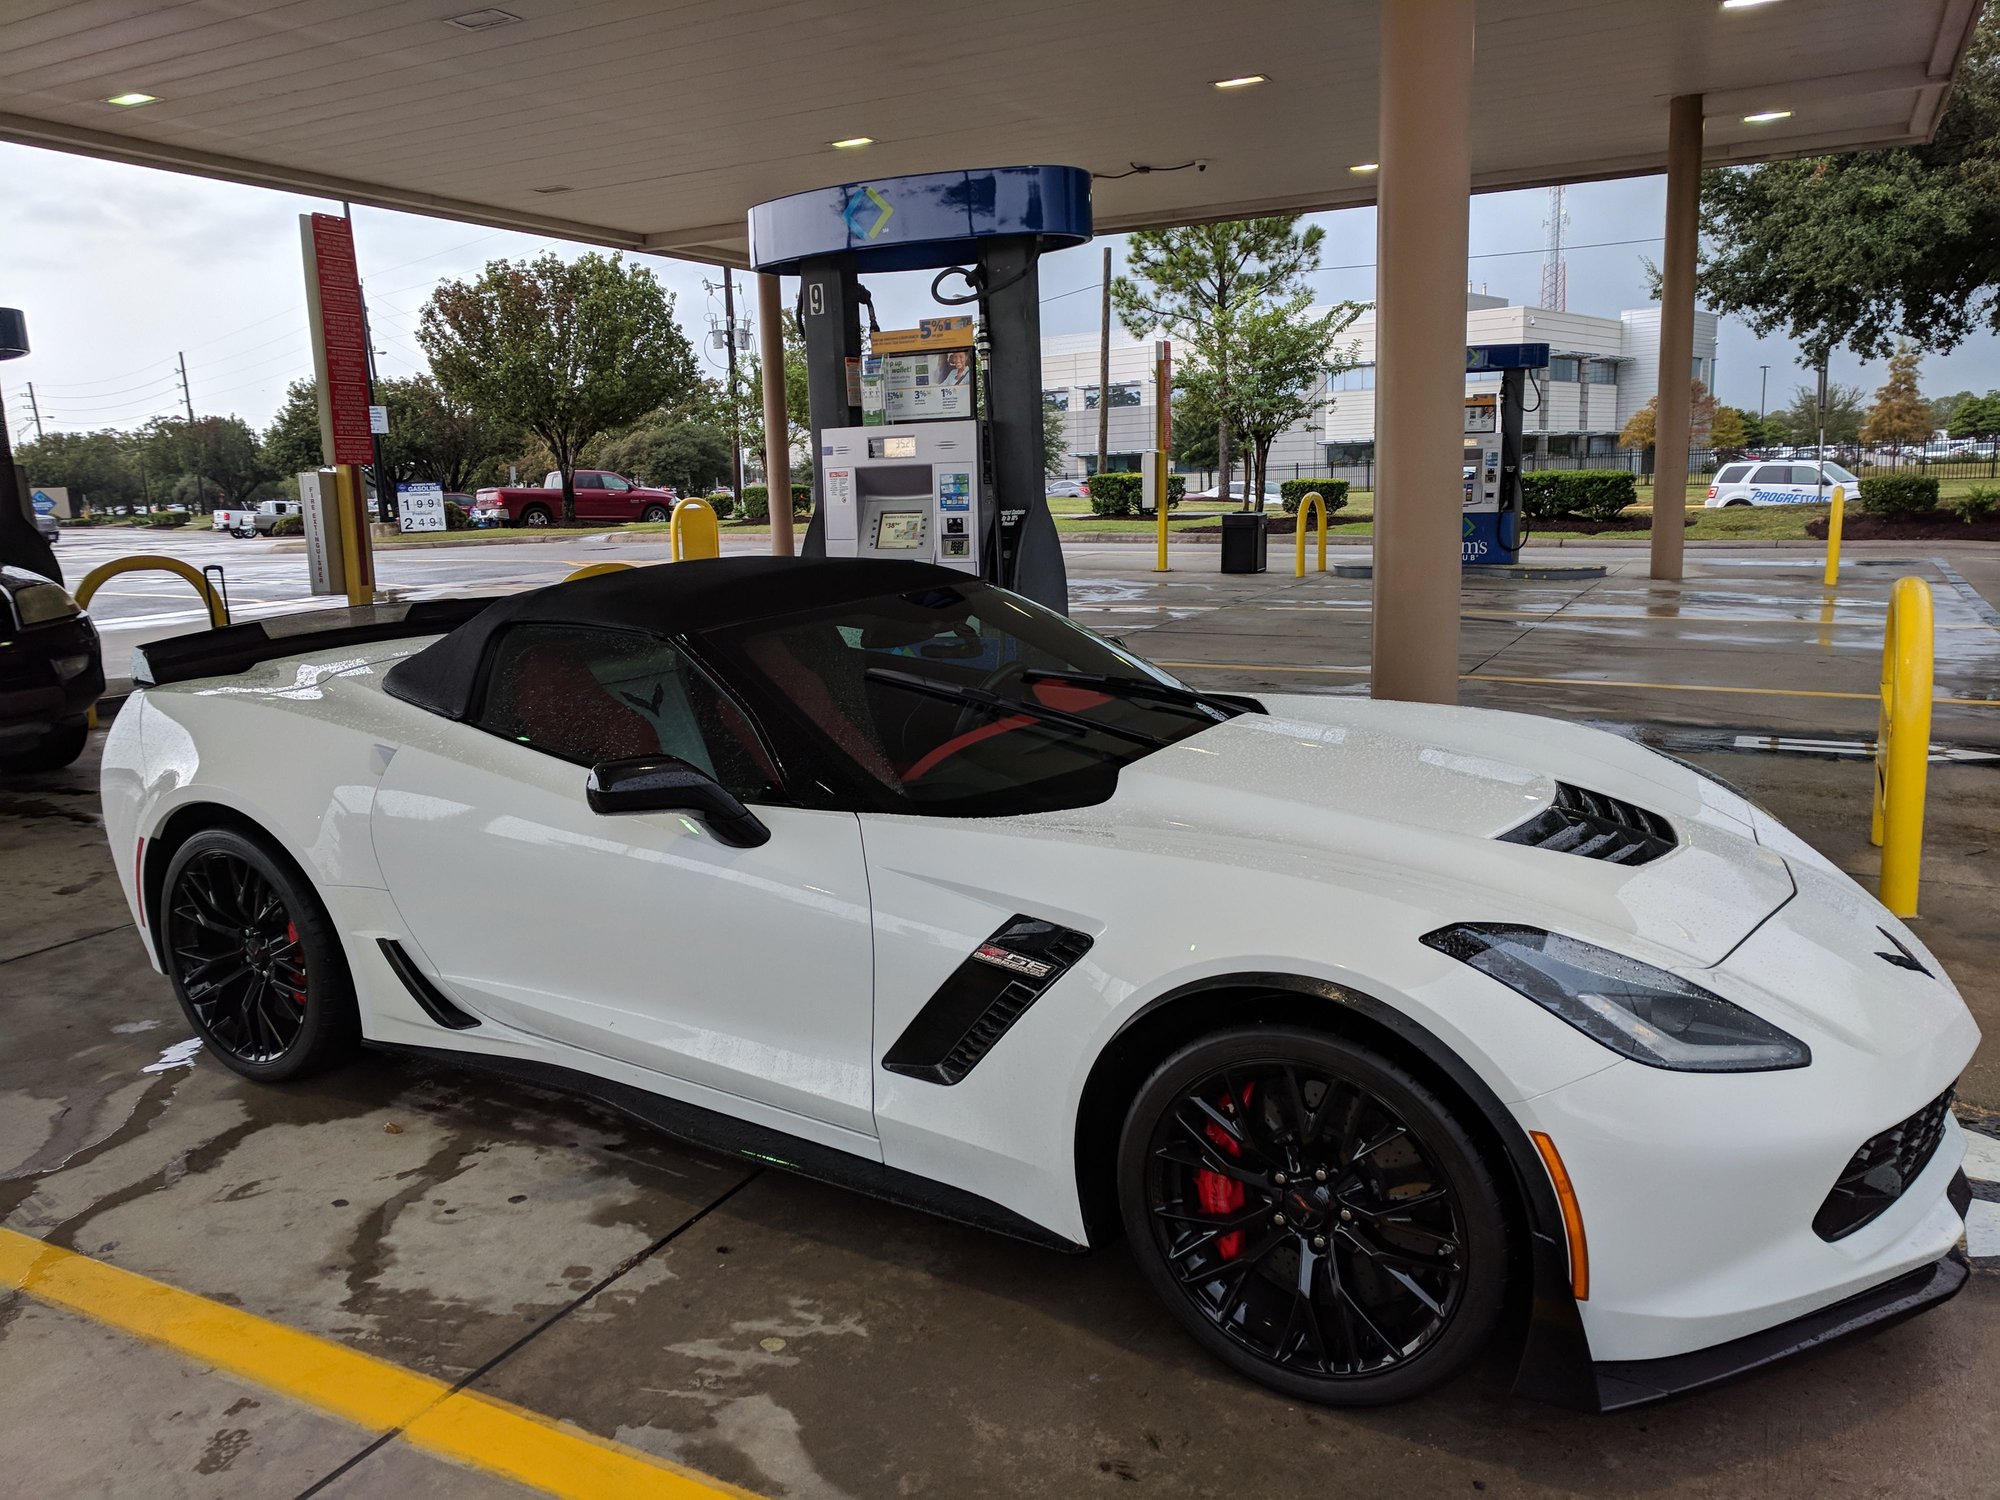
(1088, 693, 1794, 967)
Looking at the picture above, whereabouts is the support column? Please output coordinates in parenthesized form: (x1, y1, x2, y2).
(1371, 0, 1474, 705)
(757, 273, 794, 556)
(1651, 93, 1703, 581)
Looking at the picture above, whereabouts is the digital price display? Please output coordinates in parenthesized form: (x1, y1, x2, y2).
(869, 435, 919, 459)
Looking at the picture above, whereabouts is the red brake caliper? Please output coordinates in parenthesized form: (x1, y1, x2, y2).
(287, 921, 305, 1005)
(1195, 1085, 1253, 1259)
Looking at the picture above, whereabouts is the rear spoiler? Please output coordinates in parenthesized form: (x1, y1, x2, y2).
(132, 596, 503, 688)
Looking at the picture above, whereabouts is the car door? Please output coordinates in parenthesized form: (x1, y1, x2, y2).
(597, 472, 637, 520)
(370, 622, 879, 1146)
(1747, 462, 1797, 505)
(571, 471, 608, 521)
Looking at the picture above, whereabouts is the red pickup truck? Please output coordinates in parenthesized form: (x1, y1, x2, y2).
(471, 470, 678, 527)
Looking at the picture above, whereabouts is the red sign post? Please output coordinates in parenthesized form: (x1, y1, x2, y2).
(301, 213, 375, 602)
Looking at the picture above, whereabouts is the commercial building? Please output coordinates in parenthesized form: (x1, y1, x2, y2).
(1042, 294, 1719, 478)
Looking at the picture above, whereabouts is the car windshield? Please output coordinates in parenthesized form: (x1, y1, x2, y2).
(703, 581, 1240, 816)
(1823, 463, 1859, 484)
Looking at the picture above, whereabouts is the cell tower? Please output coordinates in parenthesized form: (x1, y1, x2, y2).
(1540, 184, 1569, 311)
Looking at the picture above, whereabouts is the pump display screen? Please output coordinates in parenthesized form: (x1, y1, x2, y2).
(869, 435, 919, 459)
(874, 511, 926, 549)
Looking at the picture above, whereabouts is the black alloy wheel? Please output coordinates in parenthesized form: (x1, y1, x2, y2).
(642, 503, 670, 523)
(161, 828, 359, 1081)
(521, 505, 553, 527)
(1118, 1027, 1509, 1405)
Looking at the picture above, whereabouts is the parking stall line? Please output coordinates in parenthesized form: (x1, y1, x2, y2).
(0, 1226, 763, 1500)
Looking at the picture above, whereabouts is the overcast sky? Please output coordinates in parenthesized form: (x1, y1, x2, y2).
(6, 140, 2000, 441)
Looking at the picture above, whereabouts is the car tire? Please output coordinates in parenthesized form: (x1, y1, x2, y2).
(521, 505, 553, 527)
(233, 527, 255, 539)
(0, 717, 89, 774)
(160, 827, 361, 1083)
(1726, 499, 1750, 507)
(1117, 1025, 1511, 1407)
(642, 504, 669, 523)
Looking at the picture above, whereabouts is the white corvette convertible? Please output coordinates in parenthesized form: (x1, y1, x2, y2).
(101, 557, 1976, 1409)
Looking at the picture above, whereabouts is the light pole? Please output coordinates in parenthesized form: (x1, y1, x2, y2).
(1758, 364, 1770, 420)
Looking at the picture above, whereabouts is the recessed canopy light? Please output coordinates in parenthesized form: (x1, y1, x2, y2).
(1743, 109, 1793, 124)
(830, 136, 874, 149)
(105, 92, 157, 107)
(445, 8, 521, 29)
(1720, 0, 1782, 9)
(1212, 75, 1268, 90)
(1349, 162, 1379, 174)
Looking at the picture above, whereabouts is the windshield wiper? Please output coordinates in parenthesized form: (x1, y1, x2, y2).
(1020, 669, 1265, 718)
(864, 666, 1171, 750)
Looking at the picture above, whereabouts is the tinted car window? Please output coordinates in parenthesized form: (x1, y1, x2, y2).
(575, 473, 604, 490)
(705, 583, 1235, 816)
(1751, 464, 1793, 484)
(475, 624, 780, 800)
(1789, 466, 1827, 485)
(1716, 464, 1751, 484)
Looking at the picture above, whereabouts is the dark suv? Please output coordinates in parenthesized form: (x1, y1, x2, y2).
(0, 565, 102, 773)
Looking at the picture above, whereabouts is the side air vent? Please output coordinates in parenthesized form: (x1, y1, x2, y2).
(378, 939, 482, 1030)
(1499, 782, 1676, 866)
(883, 916, 1095, 1085)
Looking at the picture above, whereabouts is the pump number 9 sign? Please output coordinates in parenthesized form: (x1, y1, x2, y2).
(396, 482, 446, 533)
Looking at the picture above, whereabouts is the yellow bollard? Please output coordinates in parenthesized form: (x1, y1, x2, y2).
(564, 562, 635, 583)
(1294, 491, 1328, 578)
(1872, 575, 1933, 917)
(1823, 483, 1845, 588)
(670, 497, 720, 561)
(74, 555, 229, 629)
(1154, 472, 1171, 574)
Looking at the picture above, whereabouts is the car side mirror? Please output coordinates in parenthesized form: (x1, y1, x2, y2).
(585, 755, 770, 848)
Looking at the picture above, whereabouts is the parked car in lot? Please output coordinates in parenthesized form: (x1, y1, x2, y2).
(1046, 479, 1087, 498)
(1185, 479, 1283, 505)
(0, 565, 102, 773)
(1706, 459, 1861, 506)
(104, 556, 1979, 1411)
(471, 470, 678, 527)
(34, 512, 59, 545)
(214, 500, 303, 537)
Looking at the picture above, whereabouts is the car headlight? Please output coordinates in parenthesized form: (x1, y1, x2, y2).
(11, 581, 81, 626)
(1421, 923, 1810, 1073)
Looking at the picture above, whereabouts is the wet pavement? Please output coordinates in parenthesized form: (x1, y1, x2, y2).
(4, 536, 1999, 1496)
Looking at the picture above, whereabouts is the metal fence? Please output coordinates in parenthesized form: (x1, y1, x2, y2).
(1179, 448, 2000, 495)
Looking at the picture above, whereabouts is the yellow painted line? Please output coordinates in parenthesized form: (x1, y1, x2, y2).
(0, 1226, 759, 1500)
(1153, 660, 1999, 708)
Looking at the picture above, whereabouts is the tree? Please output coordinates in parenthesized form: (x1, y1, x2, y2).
(1709, 405, 1750, 454)
(1619, 379, 1720, 452)
(17, 429, 145, 509)
(1687, 8, 2000, 362)
(142, 415, 273, 508)
(1930, 390, 1975, 431)
(1860, 344, 1933, 453)
(1189, 299, 1363, 506)
(1949, 391, 2000, 440)
(377, 374, 519, 493)
(1777, 381, 1865, 445)
(592, 413, 734, 494)
(722, 310, 809, 481)
(1112, 218, 1328, 508)
(262, 378, 325, 480)
(1041, 391, 1070, 477)
(418, 252, 697, 523)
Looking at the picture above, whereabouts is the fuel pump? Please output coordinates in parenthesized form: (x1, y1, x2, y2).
(748, 166, 1092, 613)
(1459, 343, 1547, 567)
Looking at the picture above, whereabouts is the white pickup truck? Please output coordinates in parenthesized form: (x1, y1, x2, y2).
(213, 500, 302, 537)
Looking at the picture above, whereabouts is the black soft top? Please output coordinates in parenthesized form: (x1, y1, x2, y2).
(383, 555, 966, 721)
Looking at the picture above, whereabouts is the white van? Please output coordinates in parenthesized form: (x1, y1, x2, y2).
(1706, 458, 1861, 507)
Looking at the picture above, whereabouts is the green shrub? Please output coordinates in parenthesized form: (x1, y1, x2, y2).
(1279, 479, 1351, 517)
(267, 513, 303, 536)
(1946, 485, 2000, 522)
(1856, 473, 1940, 515)
(1083, 472, 1185, 516)
(740, 483, 812, 523)
(705, 491, 736, 520)
(1521, 470, 1637, 523)
(444, 501, 469, 531)
(146, 512, 186, 529)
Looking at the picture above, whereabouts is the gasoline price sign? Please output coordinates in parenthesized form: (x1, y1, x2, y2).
(397, 481, 446, 533)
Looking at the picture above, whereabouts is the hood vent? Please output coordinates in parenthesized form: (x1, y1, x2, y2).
(1499, 783, 1676, 866)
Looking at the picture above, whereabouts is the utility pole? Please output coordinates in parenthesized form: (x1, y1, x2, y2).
(1758, 364, 1769, 419)
(1096, 245, 1111, 480)
(23, 382, 43, 441)
(723, 269, 744, 502)
(176, 350, 208, 512)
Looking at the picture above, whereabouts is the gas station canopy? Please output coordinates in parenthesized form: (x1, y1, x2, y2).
(0, 0, 1978, 264)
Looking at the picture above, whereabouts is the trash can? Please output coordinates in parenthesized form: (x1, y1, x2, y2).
(1219, 512, 1268, 574)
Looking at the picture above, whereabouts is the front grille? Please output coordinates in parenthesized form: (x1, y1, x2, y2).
(1498, 783, 1676, 866)
(1813, 1086, 1955, 1241)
